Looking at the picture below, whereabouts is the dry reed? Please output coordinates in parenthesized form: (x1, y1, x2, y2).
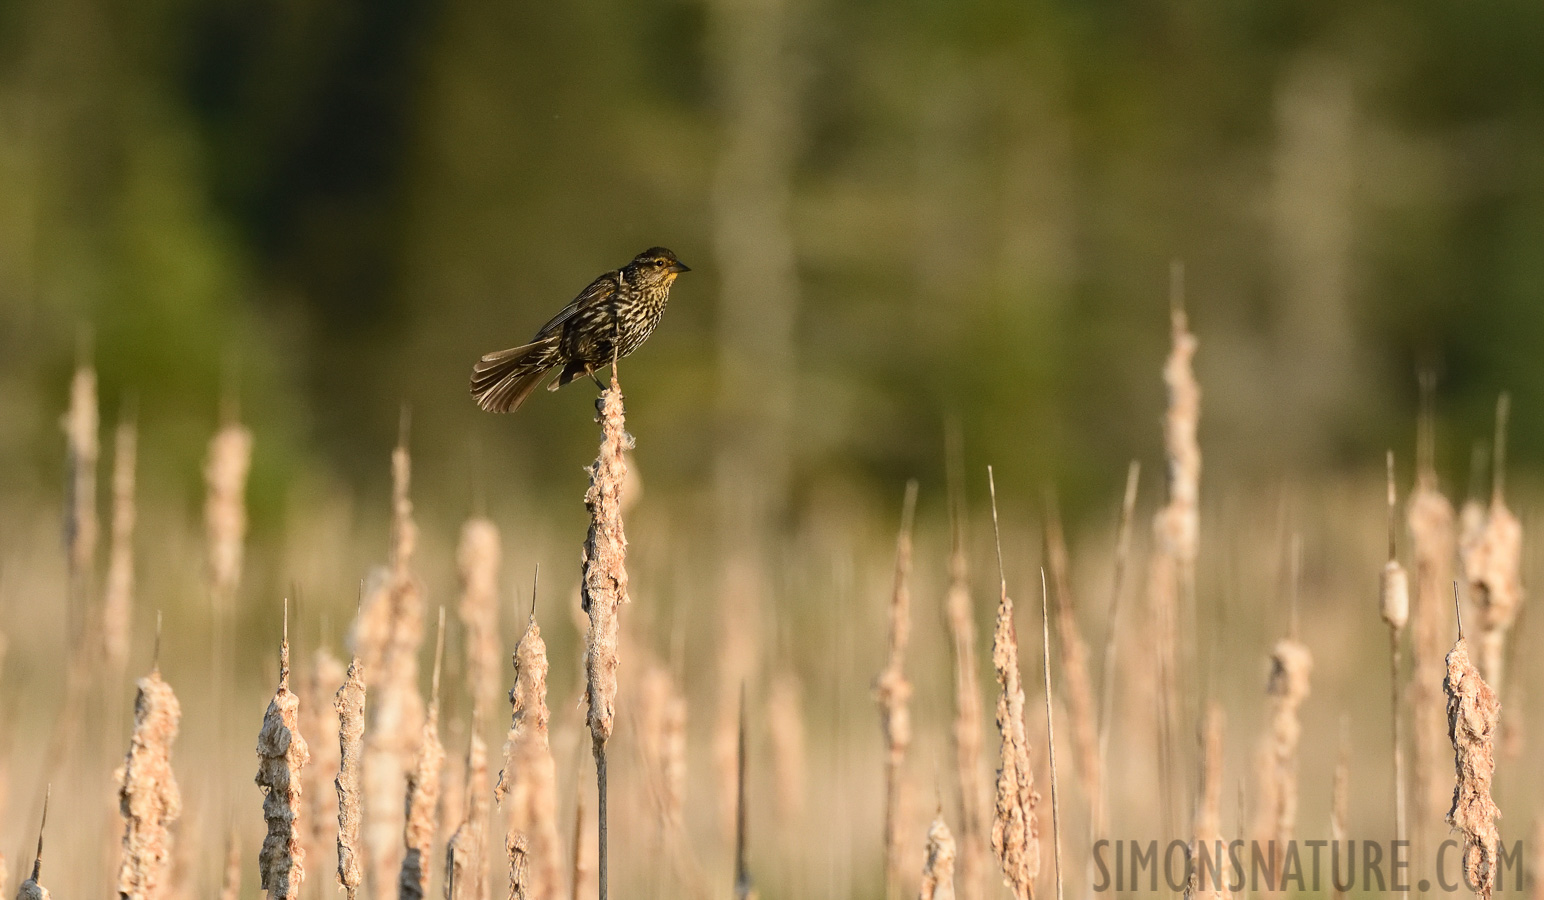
(580, 371, 630, 900)
(1445, 611, 1501, 900)
(1253, 635, 1312, 878)
(1042, 497, 1099, 805)
(400, 609, 447, 900)
(920, 811, 958, 900)
(203, 419, 252, 607)
(1038, 572, 1065, 900)
(944, 466, 987, 900)
(447, 719, 490, 900)
(256, 615, 311, 900)
(876, 480, 919, 899)
(62, 362, 99, 627)
(360, 431, 429, 897)
(115, 664, 182, 900)
(1409, 382, 1457, 852)
(1093, 461, 1140, 840)
(458, 517, 504, 719)
(18, 792, 51, 900)
(101, 413, 137, 675)
(300, 648, 345, 884)
(499, 613, 565, 900)
(1461, 395, 1523, 695)
(1191, 702, 1227, 900)
(335, 654, 366, 900)
(987, 469, 1040, 900)
(1382, 452, 1410, 867)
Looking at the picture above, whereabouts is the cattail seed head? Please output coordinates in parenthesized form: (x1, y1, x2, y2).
(116, 666, 183, 900)
(256, 631, 311, 900)
(1445, 635, 1501, 900)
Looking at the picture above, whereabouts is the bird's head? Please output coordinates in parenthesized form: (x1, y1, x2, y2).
(629, 247, 691, 284)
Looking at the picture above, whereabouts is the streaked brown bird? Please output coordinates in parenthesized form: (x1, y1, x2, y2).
(470, 247, 690, 412)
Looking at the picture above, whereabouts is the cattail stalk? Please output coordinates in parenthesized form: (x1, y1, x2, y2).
(18, 791, 51, 900)
(115, 663, 183, 900)
(256, 614, 311, 900)
(1461, 395, 1524, 695)
(1382, 452, 1411, 882)
(360, 425, 429, 897)
(62, 361, 99, 638)
(580, 371, 630, 900)
(920, 812, 958, 900)
(400, 609, 447, 900)
(876, 480, 919, 900)
(458, 518, 504, 720)
(300, 648, 345, 885)
(986, 469, 1040, 900)
(447, 718, 491, 900)
(102, 413, 137, 675)
(944, 463, 987, 900)
(1445, 603, 1501, 900)
(1253, 635, 1312, 882)
(1038, 572, 1065, 900)
(204, 419, 252, 609)
(1409, 378, 1456, 853)
(499, 611, 565, 900)
(1093, 461, 1140, 840)
(1042, 497, 1100, 806)
(766, 669, 804, 827)
(1191, 703, 1227, 900)
(335, 655, 366, 900)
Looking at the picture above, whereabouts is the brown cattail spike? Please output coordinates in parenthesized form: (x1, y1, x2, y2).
(116, 662, 183, 900)
(1461, 394, 1524, 695)
(334, 654, 366, 900)
(446, 709, 490, 900)
(1444, 617, 1501, 900)
(102, 410, 138, 675)
(256, 613, 311, 900)
(499, 607, 565, 900)
(986, 468, 1040, 900)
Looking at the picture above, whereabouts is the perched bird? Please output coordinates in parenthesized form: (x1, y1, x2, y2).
(470, 247, 690, 412)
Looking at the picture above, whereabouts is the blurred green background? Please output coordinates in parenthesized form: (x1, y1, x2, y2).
(2, 0, 1543, 527)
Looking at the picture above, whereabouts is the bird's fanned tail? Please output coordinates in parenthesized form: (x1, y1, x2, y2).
(470, 340, 558, 413)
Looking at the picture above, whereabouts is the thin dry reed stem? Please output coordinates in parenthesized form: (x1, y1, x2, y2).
(19, 791, 50, 900)
(876, 480, 919, 900)
(1461, 395, 1523, 695)
(400, 609, 447, 900)
(1445, 606, 1501, 900)
(734, 687, 755, 900)
(581, 371, 630, 900)
(1192, 702, 1227, 900)
(334, 653, 366, 900)
(360, 426, 428, 897)
(102, 413, 137, 675)
(1038, 572, 1065, 900)
(300, 648, 345, 886)
(1383, 452, 1410, 882)
(447, 717, 490, 900)
(1042, 496, 1099, 807)
(499, 611, 565, 900)
(115, 664, 182, 900)
(256, 614, 311, 900)
(1331, 719, 1349, 900)
(920, 811, 958, 900)
(987, 468, 1040, 900)
(1094, 461, 1140, 841)
(1409, 378, 1456, 852)
(458, 518, 504, 720)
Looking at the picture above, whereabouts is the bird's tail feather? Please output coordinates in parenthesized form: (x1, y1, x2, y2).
(470, 340, 557, 412)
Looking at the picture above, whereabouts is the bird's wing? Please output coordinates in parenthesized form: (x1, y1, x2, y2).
(532, 272, 618, 341)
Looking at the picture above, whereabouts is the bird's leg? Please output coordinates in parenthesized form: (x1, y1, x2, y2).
(590, 368, 606, 390)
